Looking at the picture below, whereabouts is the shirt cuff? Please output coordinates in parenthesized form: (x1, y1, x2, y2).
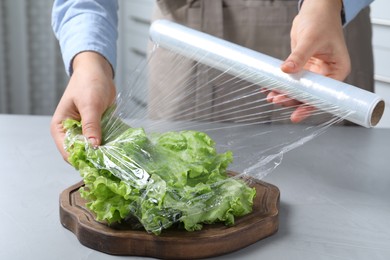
(342, 0, 374, 24)
(298, 0, 346, 25)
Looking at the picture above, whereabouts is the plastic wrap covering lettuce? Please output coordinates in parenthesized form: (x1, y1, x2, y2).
(63, 20, 384, 235)
(64, 110, 255, 235)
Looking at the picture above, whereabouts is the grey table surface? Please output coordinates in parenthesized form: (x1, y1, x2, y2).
(1, 114, 389, 260)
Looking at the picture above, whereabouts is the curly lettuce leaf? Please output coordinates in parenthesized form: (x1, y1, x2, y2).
(64, 117, 255, 235)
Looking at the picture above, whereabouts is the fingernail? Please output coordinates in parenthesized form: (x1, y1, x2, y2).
(283, 60, 296, 70)
(88, 137, 98, 148)
(260, 88, 268, 94)
(266, 92, 274, 103)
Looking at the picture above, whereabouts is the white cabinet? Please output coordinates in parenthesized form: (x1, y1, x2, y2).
(371, 0, 390, 128)
(116, 0, 155, 117)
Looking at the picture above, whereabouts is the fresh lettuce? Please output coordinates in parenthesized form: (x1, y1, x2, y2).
(64, 117, 256, 235)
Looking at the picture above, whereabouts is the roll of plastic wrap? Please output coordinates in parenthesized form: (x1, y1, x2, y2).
(149, 19, 385, 128)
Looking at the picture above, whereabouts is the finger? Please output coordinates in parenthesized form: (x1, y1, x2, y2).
(50, 96, 80, 161)
(290, 105, 316, 123)
(50, 116, 70, 161)
(267, 91, 302, 107)
(324, 54, 351, 82)
(79, 104, 103, 148)
(266, 91, 280, 103)
(272, 93, 302, 107)
(281, 41, 316, 74)
(260, 88, 270, 95)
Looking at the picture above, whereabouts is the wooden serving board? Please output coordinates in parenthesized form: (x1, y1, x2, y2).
(59, 176, 280, 259)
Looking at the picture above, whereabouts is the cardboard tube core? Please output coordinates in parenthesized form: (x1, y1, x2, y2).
(371, 100, 385, 126)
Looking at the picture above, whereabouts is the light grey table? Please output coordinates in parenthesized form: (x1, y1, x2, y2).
(1, 114, 389, 260)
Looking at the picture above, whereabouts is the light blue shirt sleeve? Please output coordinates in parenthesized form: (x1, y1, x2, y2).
(298, 0, 374, 25)
(343, 0, 374, 24)
(52, 0, 118, 76)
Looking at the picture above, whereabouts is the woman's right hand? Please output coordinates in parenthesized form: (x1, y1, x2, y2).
(267, 0, 350, 123)
(50, 51, 116, 161)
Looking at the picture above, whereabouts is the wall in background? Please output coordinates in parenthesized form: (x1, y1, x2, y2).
(116, 0, 155, 118)
(370, 0, 390, 128)
(0, 0, 67, 115)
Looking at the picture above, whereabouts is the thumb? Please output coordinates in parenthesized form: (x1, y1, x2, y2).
(281, 42, 314, 74)
(80, 107, 103, 148)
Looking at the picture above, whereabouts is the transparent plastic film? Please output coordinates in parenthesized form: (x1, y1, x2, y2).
(149, 19, 385, 128)
(63, 20, 385, 235)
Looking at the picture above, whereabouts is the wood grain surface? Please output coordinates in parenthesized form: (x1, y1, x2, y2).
(59, 175, 280, 259)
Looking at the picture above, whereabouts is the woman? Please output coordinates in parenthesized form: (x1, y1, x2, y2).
(51, 0, 374, 160)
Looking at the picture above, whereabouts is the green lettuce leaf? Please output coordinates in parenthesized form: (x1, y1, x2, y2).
(64, 116, 256, 235)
